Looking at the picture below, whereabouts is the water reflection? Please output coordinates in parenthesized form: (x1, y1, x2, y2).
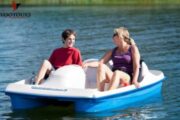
(2, 106, 75, 120)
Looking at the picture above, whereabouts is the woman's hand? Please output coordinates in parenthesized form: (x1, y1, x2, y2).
(82, 62, 88, 68)
(133, 81, 140, 88)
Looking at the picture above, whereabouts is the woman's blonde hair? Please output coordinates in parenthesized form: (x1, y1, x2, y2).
(113, 27, 135, 45)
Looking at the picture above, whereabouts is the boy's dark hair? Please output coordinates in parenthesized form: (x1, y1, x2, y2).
(61, 29, 76, 43)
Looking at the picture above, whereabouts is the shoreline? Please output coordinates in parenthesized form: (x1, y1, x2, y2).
(0, 0, 180, 6)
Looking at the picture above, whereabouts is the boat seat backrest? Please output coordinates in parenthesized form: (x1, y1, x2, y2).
(83, 59, 113, 88)
(138, 60, 149, 82)
(83, 59, 98, 88)
(84, 67, 97, 88)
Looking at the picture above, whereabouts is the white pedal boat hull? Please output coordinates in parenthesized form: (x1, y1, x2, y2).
(5, 59, 165, 113)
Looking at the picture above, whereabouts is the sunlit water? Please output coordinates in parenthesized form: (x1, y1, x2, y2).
(0, 6, 179, 120)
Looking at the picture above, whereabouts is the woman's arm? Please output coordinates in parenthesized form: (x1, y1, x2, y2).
(131, 45, 141, 88)
(83, 61, 99, 68)
(99, 50, 112, 64)
(83, 50, 112, 68)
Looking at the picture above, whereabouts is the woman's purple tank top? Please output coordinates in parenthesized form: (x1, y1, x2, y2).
(111, 46, 133, 75)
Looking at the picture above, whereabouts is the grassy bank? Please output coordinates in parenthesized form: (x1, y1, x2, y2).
(1, 0, 180, 6)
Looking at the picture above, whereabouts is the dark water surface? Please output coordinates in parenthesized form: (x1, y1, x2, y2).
(0, 6, 179, 120)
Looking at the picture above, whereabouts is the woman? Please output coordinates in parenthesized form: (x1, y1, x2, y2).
(84, 27, 140, 91)
(34, 29, 82, 85)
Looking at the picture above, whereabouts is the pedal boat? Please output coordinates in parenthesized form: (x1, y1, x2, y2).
(5, 59, 165, 113)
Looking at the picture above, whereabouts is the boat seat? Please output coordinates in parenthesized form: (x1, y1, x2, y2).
(83, 59, 98, 89)
(84, 59, 149, 88)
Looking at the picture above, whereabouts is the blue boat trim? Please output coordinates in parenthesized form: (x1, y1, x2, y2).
(31, 86, 68, 92)
(5, 77, 166, 102)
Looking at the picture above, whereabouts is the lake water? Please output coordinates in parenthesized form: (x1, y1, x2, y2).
(0, 6, 179, 120)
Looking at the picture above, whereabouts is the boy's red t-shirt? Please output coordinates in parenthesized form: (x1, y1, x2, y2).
(48, 47, 82, 69)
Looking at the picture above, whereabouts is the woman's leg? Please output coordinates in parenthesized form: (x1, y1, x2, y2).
(35, 60, 52, 85)
(108, 70, 130, 90)
(97, 63, 113, 91)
